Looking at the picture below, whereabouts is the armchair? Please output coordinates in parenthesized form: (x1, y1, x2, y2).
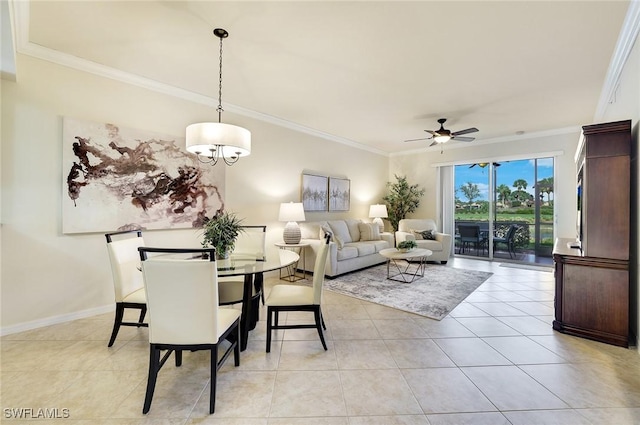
(395, 219, 452, 264)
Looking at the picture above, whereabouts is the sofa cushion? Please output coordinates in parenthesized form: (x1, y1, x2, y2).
(347, 242, 376, 256)
(399, 219, 437, 233)
(336, 245, 358, 261)
(358, 222, 381, 241)
(328, 220, 352, 248)
(416, 239, 443, 252)
(344, 219, 363, 242)
(372, 240, 390, 252)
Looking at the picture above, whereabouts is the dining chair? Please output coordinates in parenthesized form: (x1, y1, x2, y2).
(105, 230, 148, 347)
(219, 225, 267, 306)
(138, 246, 241, 415)
(265, 233, 331, 352)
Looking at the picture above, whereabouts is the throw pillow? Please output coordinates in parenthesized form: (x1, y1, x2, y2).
(421, 229, 436, 240)
(320, 223, 334, 242)
(328, 220, 352, 250)
(411, 228, 436, 240)
(358, 222, 381, 241)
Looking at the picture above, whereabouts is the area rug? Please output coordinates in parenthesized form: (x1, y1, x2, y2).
(323, 264, 493, 320)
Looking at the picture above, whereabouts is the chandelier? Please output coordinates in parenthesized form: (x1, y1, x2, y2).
(186, 28, 251, 166)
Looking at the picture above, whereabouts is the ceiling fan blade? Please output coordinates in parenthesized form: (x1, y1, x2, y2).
(429, 141, 438, 147)
(424, 130, 438, 136)
(451, 127, 479, 136)
(404, 137, 432, 143)
(452, 136, 475, 142)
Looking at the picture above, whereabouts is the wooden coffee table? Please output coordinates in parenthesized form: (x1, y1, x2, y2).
(379, 247, 433, 283)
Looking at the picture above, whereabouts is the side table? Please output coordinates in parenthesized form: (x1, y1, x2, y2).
(274, 241, 309, 282)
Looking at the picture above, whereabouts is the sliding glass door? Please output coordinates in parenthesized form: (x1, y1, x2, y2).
(454, 157, 554, 264)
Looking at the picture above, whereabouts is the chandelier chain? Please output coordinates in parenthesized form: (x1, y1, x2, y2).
(217, 34, 224, 122)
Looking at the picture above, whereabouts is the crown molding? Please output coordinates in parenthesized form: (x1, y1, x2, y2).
(11, 0, 387, 157)
(594, 0, 640, 120)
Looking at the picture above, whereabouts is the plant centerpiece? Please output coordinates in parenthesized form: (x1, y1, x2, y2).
(201, 211, 245, 259)
(397, 239, 417, 252)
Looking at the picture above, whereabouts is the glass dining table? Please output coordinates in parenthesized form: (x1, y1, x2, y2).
(215, 249, 300, 351)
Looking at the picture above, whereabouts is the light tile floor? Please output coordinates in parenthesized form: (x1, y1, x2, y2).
(2, 257, 640, 424)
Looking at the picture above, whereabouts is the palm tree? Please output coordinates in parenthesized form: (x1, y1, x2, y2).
(536, 177, 554, 204)
(496, 184, 511, 208)
(513, 179, 528, 191)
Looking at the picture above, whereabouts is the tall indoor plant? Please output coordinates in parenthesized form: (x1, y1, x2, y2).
(201, 211, 245, 259)
(382, 175, 425, 231)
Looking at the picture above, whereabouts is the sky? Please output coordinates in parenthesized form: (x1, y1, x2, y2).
(455, 158, 554, 202)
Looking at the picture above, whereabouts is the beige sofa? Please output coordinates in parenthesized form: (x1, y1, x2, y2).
(395, 219, 452, 264)
(299, 219, 394, 277)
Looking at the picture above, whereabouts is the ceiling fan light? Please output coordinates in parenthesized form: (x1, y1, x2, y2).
(434, 135, 451, 143)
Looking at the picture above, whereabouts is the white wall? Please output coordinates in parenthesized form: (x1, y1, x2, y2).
(388, 131, 580, 240)
(599, 29, 639, 349)
(0, 54, 388, 333)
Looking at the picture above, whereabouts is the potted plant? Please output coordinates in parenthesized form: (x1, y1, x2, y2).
(201, 211, 245, 259)
(382, 175, 425, 231)
(397, 239, 417, 252)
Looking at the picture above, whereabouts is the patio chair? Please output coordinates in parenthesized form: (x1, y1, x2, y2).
(494, 224, 519, 259)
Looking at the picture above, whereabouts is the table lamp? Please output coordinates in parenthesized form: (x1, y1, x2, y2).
(369, 204, 388, 233)
(279, 202, 306, 244)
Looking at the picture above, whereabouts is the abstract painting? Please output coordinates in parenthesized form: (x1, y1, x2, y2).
(62, 117, 225, 234)
(301, 174, 328, 211)
(329, 177, 350, 211)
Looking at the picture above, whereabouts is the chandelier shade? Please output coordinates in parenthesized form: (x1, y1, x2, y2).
(186, 122, 251, 159)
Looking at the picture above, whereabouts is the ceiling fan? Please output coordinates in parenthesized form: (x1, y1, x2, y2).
(405, 118, 479, 147)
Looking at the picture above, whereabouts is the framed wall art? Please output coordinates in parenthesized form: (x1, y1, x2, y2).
(62, 117, 225, 234)
(301, 173, 328, 211)
(329, 177, 350, 211)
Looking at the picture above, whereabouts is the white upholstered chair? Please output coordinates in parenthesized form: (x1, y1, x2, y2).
(265, 234, 331, 352)
(105, 230, 148, 347)
(138, 247, 241, 415)
(395, 219, 452, 264)
(218, 225, 267, 306)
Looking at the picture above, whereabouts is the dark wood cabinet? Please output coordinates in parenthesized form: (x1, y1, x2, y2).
(553, 120, 632, 347)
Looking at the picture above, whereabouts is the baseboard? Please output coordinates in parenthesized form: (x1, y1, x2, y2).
(0, 304, 114, 336)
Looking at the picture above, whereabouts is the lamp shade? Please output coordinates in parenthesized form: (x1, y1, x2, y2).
(369, 204, 388, 218)
(278, 202, 306, 222)
(186, 122, 251, 158)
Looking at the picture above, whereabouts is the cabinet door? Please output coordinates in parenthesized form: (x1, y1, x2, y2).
(583, 155, 629, 260)
(563, 264, 629, 337)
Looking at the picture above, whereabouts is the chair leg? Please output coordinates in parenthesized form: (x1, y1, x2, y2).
(138, 305, 147, 324)
(314, 307, 328, 351)
(266, 307, 273, 353)
(233, 322, 241, 366)
(143, 345, 160, 414)
(175, 350, 182, 367)
(209, 345, 217, 414)
(108, 303, 125, 347)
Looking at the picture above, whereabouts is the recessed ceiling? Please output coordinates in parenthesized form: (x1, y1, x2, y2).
(18, 0, 630, 153)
